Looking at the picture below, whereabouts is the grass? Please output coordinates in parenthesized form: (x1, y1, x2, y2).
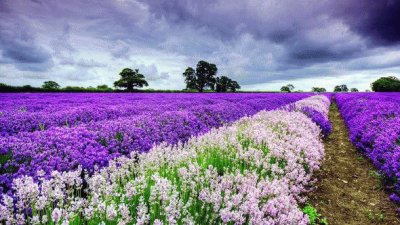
(302, 204, 328, 225)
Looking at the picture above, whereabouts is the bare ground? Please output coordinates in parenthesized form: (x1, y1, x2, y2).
(309, 103, 400, 225)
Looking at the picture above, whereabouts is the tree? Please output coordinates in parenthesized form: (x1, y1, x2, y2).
(42, 81, 60, 89)
(371, 76, 400, 92)
(311, 87, 326, 93)
(228, 80, 241, 92)
(182, 67, 197, 90)
(287, 84, 295, 92)
(350, 88, 359, 92)
(281, 84, 295, 93)
(215, 76, 241, 92)
(97, 84, 113, 91)
(114, 68, 148, 92)
(334, 84, 348, 92)
(182, 61, 218, 92)
(97, 84, 109, 89)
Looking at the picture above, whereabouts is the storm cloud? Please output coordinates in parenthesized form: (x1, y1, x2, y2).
(0, 0, 399, 91)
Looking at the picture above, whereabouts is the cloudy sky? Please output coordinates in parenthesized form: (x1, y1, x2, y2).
(0, 0, 399, 91)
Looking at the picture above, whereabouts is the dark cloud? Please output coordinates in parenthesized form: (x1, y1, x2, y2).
(336, 0, 400, 45)
(0, 4, 53, 71)
(1, 0, 400, 90)
(139, 0, 366, 66)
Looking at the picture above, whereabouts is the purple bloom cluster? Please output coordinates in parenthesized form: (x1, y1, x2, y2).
(300, 107, 332, 137)
(0, 93, 311, 193)
(284, 95, 332, 137)
(336, 93, 400, 204)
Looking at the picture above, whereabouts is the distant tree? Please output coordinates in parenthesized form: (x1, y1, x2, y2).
(287, 84, 295, 92)
(63, 86, 86, 92)
(281, 84, 295, 93)
(280, 86, 290, 92)
(216, 76, 230, 92)
(215, 76, 241, 92)
(42, 81, 60, 89)
(97, 84, 113, 91)
(350, 88, 359, 92)
(97, 84, 109, 89)
(114, 68, 148, 92)
(182, 61, 218, 92)
(311, 87, 327, 93)
(334, 84, 348, 92)
(371, 76, 400, 92)
(182, 67, 197, 90)
(228, 80, 241, 92)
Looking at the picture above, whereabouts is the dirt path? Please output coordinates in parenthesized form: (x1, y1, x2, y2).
(309, 103, 400, 225)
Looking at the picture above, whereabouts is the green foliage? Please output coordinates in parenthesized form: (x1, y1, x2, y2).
(312, 87, 327, 93)
(182, 60, 218, 92)
(114, 68, 149, 92)
(96, 84, 113, 91)
(366, 211, 384, 222)
(371, 76, 400, 92)
(0, 152, 16, 175)
(63, 86, 89, 92)
(182, 67, 197, 90)
(350, 88, 359, 92)
(281, 84, 295, 93)
(215, 76, 241, 92)
(42, 80, 60, 89)
(333, 84, 348, 92)
(302, 204, 328, 225)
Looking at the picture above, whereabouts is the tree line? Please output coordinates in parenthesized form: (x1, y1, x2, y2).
(182, 61, 240, 92)
(0, 60, 243, 93)
(279, 84, 360, 93)
(1, 60, 399, 92)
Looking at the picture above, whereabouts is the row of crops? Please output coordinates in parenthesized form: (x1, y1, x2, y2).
(0, 93, 313, 135)
(0, 93, 312, 192)
(336, 93, 400, 205)
(0, 94, 331, 224)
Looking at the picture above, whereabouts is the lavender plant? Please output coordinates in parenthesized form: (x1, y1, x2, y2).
(336, 93, 400, 205)
(0, 95, 331, 224)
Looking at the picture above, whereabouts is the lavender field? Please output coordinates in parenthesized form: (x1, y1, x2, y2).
(2, 92, 400, 224)
(336, 93, 400, 205)
(2, 0, 400, 223)
(0, 93, 335, 224)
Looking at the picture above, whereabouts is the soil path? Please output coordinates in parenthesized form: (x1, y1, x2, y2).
(309, 102, 399, 225)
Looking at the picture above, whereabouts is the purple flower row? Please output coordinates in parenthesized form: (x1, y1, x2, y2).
(2, 93, 285, 135)
(336, 93, 400, 204)
(283, 95, 332, 137)
(0, 93, 311, 193)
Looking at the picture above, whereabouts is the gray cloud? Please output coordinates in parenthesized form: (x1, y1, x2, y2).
(0, 2, 53, 72)
(1, 0, 400, 90)
(334, 0, 400, 46)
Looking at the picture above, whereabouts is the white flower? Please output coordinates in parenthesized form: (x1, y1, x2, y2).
(52, 208, 62, 223)
(31, 215, 40, 225)
(154, 219, 163, 225)
(106, 204, 117, 220)
(41, 215, 48, 224)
